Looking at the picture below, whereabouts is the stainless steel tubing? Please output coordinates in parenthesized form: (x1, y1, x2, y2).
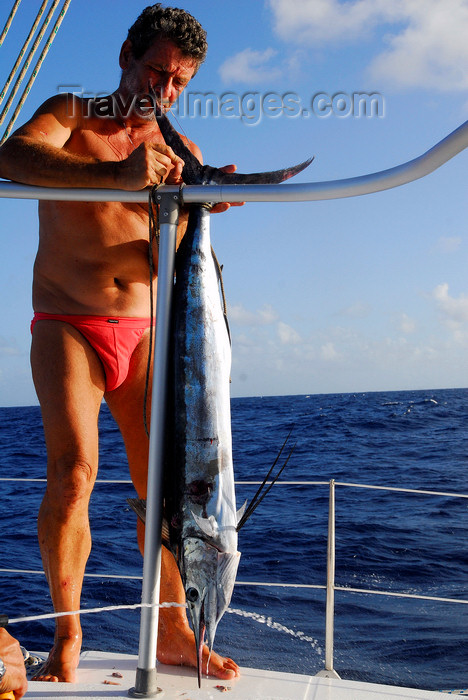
(0, 120, 466, 204)
(129, 192, 180, 698)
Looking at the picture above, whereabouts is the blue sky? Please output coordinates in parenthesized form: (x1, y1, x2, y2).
(0, 0, 467, 406)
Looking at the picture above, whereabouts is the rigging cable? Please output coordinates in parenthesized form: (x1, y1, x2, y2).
(0, 0, 22, 46)
(0, 0, 62, 128)
(0, 0, 72, 144)
(0, 0, 49, 108)
(143, 185, 161, 438)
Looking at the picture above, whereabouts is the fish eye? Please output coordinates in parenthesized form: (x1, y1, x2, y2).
(186, 587, 199, 602)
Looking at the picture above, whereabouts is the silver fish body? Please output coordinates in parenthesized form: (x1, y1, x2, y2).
(165, 205, 240, 680)
(146, 96, 312, 684)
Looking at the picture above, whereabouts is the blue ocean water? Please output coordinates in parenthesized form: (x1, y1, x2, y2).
(1, 388, 467, 691)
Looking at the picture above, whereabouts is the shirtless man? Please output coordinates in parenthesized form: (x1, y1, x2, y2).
(0, 4, 239, 684)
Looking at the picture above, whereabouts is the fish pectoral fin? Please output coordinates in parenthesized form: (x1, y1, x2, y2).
(126, 498, 170, 544)
(215, 550, 241, 615)
(192, 512, 218, 538)
(236, 500, 248, 525)
(127, 498, 147, 523)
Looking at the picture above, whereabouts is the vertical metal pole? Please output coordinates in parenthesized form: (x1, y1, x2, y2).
(325, 479, 336, 672)
(129, 192, 180, 698)
(316, 479, 340, 678)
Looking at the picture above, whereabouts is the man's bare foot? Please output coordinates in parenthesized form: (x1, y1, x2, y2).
(157, 616, 239, 681)
(32, 635, 81, 683)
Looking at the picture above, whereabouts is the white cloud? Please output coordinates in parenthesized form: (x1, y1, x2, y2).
(0, 336, 19, 356)
(433, 236, 463, 254)
(320, 341, 340, 360)
(369, 1, 468, 91)
(397, 313, 417, 334)
(268, 0, 392, 43)
(337, 301, 372, 318)
(277, 321, 302, 344)
(432, 283, 468, 325)
(229, 302, 279, 326)
(268, 0, 468, 91)
(219, 48, 282, 85)
(229, 309, 468, 396)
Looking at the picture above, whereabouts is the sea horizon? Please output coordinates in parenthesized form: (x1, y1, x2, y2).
(1, 383, 467, 410)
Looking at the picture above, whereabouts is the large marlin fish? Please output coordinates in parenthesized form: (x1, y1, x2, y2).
(131, 97, 312, 685)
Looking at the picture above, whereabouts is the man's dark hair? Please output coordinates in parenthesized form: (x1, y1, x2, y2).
(127, 4, 207, 67)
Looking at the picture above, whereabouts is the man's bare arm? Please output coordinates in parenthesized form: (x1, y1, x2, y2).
(0, 134, 120, 188)
(0, 94, 183, 190)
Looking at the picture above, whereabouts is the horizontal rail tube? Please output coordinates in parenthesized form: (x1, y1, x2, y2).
(0, 568, 143, 579)
(0, 121, 466, 203)
(334, 587, 468, 605)
(335, 481, 468, 498)
(2, 476, 467, 499)
(2, 568, 467, 606)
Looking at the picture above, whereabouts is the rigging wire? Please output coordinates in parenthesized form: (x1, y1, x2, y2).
(0, 0, 22, 46)
(0, 0, 72, 144)
(0, 0, 49, 108)
(0, 0, 62, 128)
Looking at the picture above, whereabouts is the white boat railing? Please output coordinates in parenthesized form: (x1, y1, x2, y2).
(1, 119, 467, 695)
(0, 119, 466, 204)
(2, 476, 468, 684)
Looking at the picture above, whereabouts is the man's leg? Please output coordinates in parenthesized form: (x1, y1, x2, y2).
(30, 320, 106, 682)
(105, 331, 239, 680)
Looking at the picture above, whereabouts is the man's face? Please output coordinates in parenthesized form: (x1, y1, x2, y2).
(120, 38, 197, 115)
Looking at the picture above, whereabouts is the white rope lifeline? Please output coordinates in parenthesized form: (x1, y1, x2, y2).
(8, 601, 186, 625)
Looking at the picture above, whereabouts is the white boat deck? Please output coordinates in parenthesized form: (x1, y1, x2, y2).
(26, 651, 457, 699)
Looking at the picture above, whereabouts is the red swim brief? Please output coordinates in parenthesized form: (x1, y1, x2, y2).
(31, 313, 154, 392)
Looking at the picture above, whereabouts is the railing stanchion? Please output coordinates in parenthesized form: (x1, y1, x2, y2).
(129, 191, 180, 698)
(316, 478, 340, 679)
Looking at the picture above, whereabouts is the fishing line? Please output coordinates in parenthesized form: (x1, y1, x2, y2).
(166, 103, 191, 149)
(210, 246, 229, 329)
(143, 185, 161, 438)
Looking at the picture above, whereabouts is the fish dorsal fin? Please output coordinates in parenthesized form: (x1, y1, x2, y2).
(236, 500, 248, 525)
(192, 512, 218, 538)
